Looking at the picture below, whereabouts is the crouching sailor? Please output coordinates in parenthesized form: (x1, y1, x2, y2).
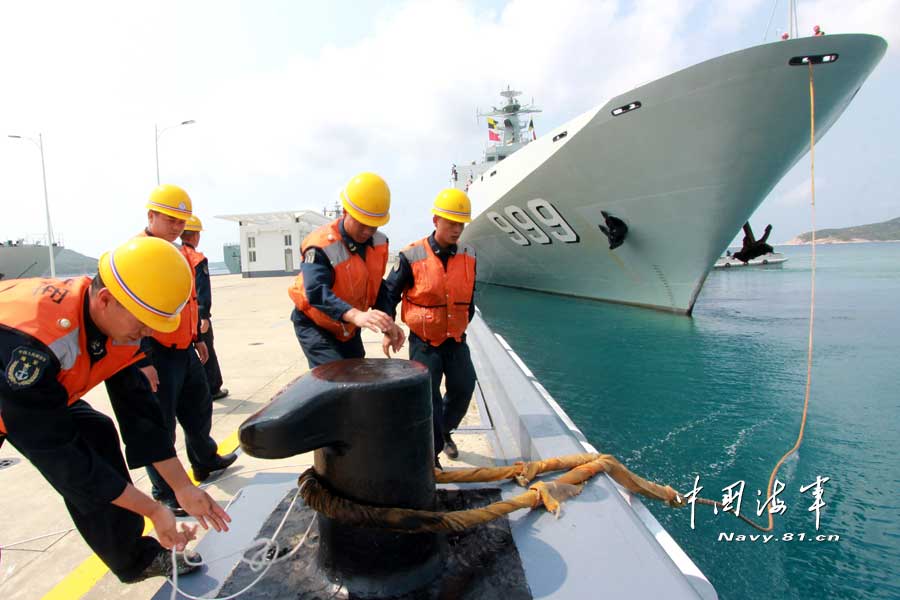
(0, 238, 231, 583)
(378, 188, 477, 467)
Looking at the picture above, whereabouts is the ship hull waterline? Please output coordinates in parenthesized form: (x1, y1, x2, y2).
(462, 34, 886, 314)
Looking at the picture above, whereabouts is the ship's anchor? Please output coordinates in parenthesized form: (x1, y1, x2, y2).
(598, 210, 628, 250)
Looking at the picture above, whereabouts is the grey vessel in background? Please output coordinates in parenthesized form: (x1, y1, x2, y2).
(0, 240, 63, 280)
(457, 34, 886, 314)
(223, 243, 242, 274)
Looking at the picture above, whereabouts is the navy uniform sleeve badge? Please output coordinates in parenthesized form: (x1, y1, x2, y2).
(304, 249, 317, 264)
(5, 346, 51, 389)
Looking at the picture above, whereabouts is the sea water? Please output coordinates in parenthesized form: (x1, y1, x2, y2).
(475, 243, 900, 600)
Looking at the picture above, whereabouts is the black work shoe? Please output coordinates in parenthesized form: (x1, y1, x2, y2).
(123, 548, 202, 583)
(434, 455, 444, 471)
(160, 497, 188, 518)
(192, 452, 238, 482)
(211, 388, 229, 401)
(443, 433, 459, 459)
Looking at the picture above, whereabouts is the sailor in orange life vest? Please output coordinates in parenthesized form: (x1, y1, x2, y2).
(288, 172, 405, 368)
(180, 216, 229, 401)
(376, 189, 477, 466)
(137, 185, 237, 515)
(0, 237, 231, 583)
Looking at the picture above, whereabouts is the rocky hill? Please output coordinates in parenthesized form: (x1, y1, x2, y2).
(46, 248, 99, 276)
(785, 216, 900, 245)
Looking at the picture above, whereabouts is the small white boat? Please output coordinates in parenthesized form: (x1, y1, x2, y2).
(714, 252, 787, 268)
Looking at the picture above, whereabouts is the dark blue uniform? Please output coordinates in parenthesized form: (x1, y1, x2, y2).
(377, 233, 476, 457)
(291, 219, 390, 368)
(0, 295, 175, 582)
(186, 242, 224, 395)
(137, 232, 221, 503)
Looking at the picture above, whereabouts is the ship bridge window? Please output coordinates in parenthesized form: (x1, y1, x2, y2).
(552, 131, 568, 142)
(487, 156, 496, 162)
(612, 101, 641, 116)
(789, 54, 838, 66)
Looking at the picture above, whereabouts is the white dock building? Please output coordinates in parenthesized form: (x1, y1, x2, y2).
(217, 210, 332, 278)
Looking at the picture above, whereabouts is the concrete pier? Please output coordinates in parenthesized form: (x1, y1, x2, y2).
(0, 274, 492, 600)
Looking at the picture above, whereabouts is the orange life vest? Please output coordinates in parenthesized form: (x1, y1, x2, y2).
(136, 231, 198, 349)
(288, 218, 389, 341)
(400, 238, 476, 346)
(181, 243, 206, 269)
(0, 277, 143, 434)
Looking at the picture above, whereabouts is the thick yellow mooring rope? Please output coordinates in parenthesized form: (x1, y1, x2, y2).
(297, 453, 684, 534)
(696, 60, 819, 533)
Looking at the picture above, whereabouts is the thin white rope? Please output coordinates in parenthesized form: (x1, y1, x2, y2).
(0, 528, 76, 550)
(168, 479, 315, 600)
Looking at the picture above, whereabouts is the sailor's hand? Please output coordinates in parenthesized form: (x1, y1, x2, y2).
(389, 324, 405, 352)
(200, 319, 210, 334)
(195, 341, 209, 365)
(140, 366, 159, 392)
(174, 486, 231, 533)
(382, 324, 406, 357)
(346, 308, 394, 334)
(150, 503, 198, 551)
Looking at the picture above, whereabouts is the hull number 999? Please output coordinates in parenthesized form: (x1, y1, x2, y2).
(486, 199, 579, 246)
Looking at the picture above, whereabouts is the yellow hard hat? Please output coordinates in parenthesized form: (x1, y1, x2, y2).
(432, 188, 472, 223)
(97, 237, 192, 333)
(184, 215, 203, 232)
(146, 184, 192, 221)
(340, 172, 390, 227)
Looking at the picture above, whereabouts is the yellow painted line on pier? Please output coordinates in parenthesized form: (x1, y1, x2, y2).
(41, 519, 153, 600)
(41, 434, 240, 600)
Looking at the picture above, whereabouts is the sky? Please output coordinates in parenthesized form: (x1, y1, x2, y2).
(1, 0, 898, 262)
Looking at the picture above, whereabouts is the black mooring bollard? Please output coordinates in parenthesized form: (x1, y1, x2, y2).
(239, 358, 438, 597)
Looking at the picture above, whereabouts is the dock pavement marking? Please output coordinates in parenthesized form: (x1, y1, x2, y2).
(41, 433, 240, 600)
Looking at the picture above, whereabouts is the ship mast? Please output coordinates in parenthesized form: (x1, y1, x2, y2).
(476, 86, 541, 161)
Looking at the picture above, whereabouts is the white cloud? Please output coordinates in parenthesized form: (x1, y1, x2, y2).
(772, 177, 826, 208)
(1, 0, 894, 263)
(799, 0, 900, 46)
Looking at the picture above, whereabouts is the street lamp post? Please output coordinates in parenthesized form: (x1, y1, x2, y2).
(7, 133, 56, 277)
(155, 120, 196, 185)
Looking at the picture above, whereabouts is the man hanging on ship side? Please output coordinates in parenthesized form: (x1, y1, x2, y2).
(377, 188, 477, 468)
(288, 172, 404, 368)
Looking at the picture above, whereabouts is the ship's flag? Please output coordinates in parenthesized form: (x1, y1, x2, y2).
(528, 119, 536, 140)
(488, 130, 501, 142)
(487, 117, 497, 129)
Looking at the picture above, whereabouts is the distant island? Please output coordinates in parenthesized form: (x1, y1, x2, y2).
(45, 248, 98, 277)
(784, 216, 900, 245)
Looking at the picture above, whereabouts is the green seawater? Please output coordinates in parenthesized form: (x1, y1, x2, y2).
(475, 243, 900, 600)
